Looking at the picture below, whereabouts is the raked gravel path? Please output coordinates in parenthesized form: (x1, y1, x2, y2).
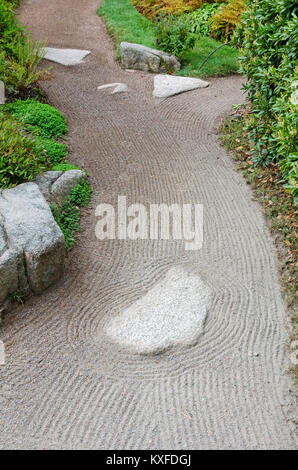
(0, 0, 296, 449)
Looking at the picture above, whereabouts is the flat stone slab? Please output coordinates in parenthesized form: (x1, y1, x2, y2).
(97, 83, 128, 94)
(105, 266, 211, 355)
(153, 74, 209, 98)
(44, 48, 90, 66)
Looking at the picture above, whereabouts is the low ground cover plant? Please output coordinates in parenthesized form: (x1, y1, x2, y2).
(51, 180, 92, 251)
(6, 99, 67, 138)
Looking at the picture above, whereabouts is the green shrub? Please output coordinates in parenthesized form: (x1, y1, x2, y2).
(41, 138, 68, 165)
(0, 0, 26, 59)
(1, 39, 50, 93)
(0, 114, 47, 188)
(238, 0, 298, 202)
(211, 0, 246, 40)
(181, 3, 220, 36)
(280, 152, 298, 204)
(154, 13, 196, 57)
(6, 99, 67, 138)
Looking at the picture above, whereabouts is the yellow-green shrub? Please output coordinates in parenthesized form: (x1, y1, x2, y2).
(133, 0, 219, 19)
(211, 0, 246, 40)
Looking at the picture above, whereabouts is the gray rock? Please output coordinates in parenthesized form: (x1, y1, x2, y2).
(0, 80, 5, 104)
(153, 74, 209, 98)
(0, 250, 19, 303)
(35, 170, 63, 200)
(44, 48, 90, 66)
(0, 223, 7, 257)
(51, 170, 87, 204)
(120, 42, 180, 73)
(105, 267, 211, 355)
(0, 183, 65, 295)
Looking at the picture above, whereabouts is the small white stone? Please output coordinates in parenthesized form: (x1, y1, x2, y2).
(97, 83, 128, 94)
(153, 74, 209, 98)
(105, 266, 211, 355)
(44, 48, 90, 66)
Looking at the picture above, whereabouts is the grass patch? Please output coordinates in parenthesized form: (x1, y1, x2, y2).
(51, 180, 92, 251)
(179, 37, 238, 77)
(98, 0, 238, 76)
(220, 110, 297, 379)
(98, 0, 156, 55)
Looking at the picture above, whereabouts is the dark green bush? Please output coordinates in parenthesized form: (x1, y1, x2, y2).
(0, 114, 47, 188)
(238, 0, 298, 200)
(6, 99, 67, 138)
(41, 138, 68, 165)
(154, 13, 196, 57)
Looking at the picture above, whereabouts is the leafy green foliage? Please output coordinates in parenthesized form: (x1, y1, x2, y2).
(1, 39, 50, 93)
(51, 181, 92, 251)
(41, 138, 68, 165)
(51, 200, 80, 251)
(238, 0, 298, 201)
(0, 0, 26, 59)
(0, 1, 49, 95)
(211, 0, 246, 40)
(0, 113, 47, 188)
(181, 3, 220, 36)
(154, 13, 196, 56)
(280, 153, 298, 204)
(69, 179, 92, 207)
(6, 99, 67, 138)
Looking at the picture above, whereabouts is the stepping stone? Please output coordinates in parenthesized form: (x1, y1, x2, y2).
(153, 74, 209, 98)
(97, 83, 128, 94)
(105, 266, 211, 355)
(44, 48, 90, 66)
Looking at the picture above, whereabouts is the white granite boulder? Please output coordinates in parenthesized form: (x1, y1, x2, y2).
(105, 267, 211, 355)
(120, 42, 180, 73)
